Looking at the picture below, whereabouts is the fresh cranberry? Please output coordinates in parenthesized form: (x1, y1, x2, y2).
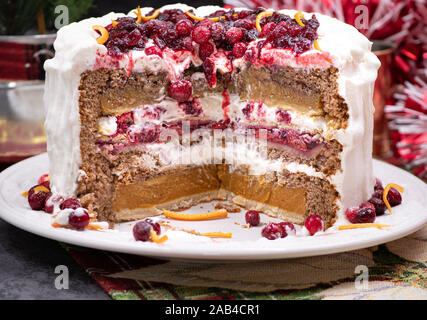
(198, 18, 215, 28)
(39, 180, 51, 190)
(276, 109, 291, 123)
(225, 27, 243, 44)
(233, 19, 253, 30)
(44, 194, 64, 214)
(374, 178, 383, 192)
(232, 42, 247, 58)
(27, 185, 51, 211)
(304, 215, 324, 235)
(278, 222, 296, 237)
(355, 206, 376, 223)
(245, 210, 260, 226)
(191, 25, 211, 45)
(168, 80, 192, 102)
(176, 19, 193, 36)
(59, 198, 82, 210)
(133, 220, 152, 242)
(368, 189, 387, 216)
(199, 43, 214, 61)
(143, 218, 161, 235)
(68, 208, 90, 231)
(210, 22, 225, 42)
(126, 29, 141, 46)
(243, 29, 259, 42)
(160, 28, 179, 45)
(260, 22, 276, 37)
(387, 187, 402, 207)
(37, 174, 50, 185)
(345, 207, 359, 224)
(261, 223, 282, 240)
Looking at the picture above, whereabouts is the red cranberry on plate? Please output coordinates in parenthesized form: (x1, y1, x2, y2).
(133, 220, 153, 242)
(143, 218, 161, 235)
(27, 185, 51, 211)
(167, 80, 192, 102)
(37, 174, 50, 185)
(387, 187, 402, 207)
(68, 208, 90, 231)
(304, 214, 324, 235)
(368, 190, 387, 216)
(354, 206, 376, 223)
(44, 194, 64, 214)
(245, 210, 260, 226)
(59, 198, 82, 210)
(345, 207, 359, 224)
(374, 178, 383, 192)
(261, 222, 282, 240)
(191, 25, 211, 45)
(278, 222, 296, 238)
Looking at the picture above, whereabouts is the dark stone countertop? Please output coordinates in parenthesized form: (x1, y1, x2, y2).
(0, 218, 110, 300)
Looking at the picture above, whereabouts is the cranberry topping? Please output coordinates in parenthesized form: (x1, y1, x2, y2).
(232, 42, 247, 58)
(103, 9, 319, 57)
(225, 27, 244, 44)
(44, 194, 64, 214)
(176, 19, 193, 36)
(192, 25, 211, 44)
(60, 198, 82, 210)
(278, 222, 296, 237)
(199, 42, 214, 61)
(68, 208, 90, 231)
(145, 45, 163, 57)
(202, 58, 217, 88)
(304, 215, 324, 235)
(27, 185, 51, 211)
(168, 80, 193, 102)
(245, 210, 260, 226)
(387, 187, 402, 207)
(261, 222, 282, 240)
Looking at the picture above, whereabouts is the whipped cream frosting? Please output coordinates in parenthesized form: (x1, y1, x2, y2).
(44, 3, 380, 225)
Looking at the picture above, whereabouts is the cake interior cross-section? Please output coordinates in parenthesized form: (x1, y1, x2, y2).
(43, 4, 381, 230)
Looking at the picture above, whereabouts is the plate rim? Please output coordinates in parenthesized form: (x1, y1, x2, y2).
(0, 153, 426, 261)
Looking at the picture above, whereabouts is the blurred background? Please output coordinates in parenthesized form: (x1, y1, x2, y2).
(0, 0, 425, 180)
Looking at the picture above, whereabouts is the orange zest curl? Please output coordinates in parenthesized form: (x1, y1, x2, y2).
(92, 25, 109, 44)
(134, 7, 160, 23)
(313, 39, 321, 51)
(383, 183, 404, 214)
(294, 11, 305, 27)
(338, 223, 391, 230)
(150, 230, 168, 243)
(111, 20, 118, 28)
(22, 190, 29, 197)
(162, 209, 228, 221)
(185, 11, 221, 22)
(255, 10, 274, 32)
(200, 232, 232, 238)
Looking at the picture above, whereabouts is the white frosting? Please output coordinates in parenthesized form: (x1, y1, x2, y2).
(44, 3, 380, 225)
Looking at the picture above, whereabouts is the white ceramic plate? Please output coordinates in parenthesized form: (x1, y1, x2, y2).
(0, 153, 426, 261)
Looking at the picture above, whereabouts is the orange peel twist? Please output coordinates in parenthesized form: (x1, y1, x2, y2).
(255, 10, 274, 32)
(383, 183, 404, 214)
(162, 209, 228, 221)
(294, 11, 305, 27)
(92, 25, 109, 44)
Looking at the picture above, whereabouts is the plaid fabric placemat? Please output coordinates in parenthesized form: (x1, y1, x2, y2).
(62, 225, 427, 300)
